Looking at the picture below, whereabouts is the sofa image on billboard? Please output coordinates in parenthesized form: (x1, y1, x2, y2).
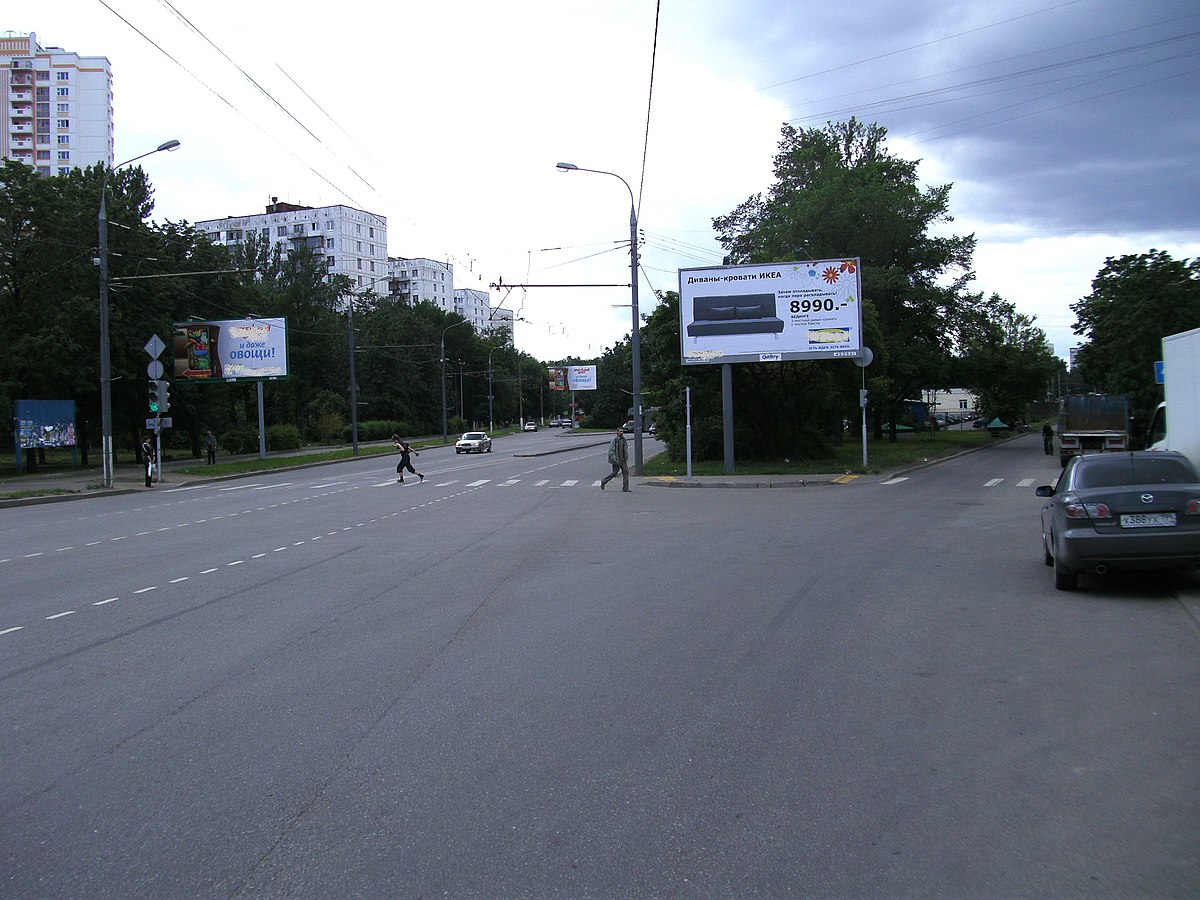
(687, 293, 784, 338)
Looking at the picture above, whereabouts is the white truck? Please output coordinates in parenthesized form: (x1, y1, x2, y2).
(1147, 326, 1200, 468)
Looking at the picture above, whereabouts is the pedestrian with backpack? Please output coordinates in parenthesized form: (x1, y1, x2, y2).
(392, 434, 424, 483)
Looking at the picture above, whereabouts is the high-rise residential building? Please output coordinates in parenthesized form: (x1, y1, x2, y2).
(1, 32, 113, 176)
(386, 257, 455, 311)
(455, 288, 514, 344)
(196, 198, 387, 293)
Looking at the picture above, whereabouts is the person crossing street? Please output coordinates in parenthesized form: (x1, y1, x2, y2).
(600, 426, 631, 492)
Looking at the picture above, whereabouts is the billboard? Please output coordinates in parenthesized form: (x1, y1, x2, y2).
(173, 318, 289, 381)
(678, 259, 863, 365)
(548, 365, 598, 391)
(15, 400, 76, 449)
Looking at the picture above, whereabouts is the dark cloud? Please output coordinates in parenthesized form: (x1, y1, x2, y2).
(735, 0, 1200, 235)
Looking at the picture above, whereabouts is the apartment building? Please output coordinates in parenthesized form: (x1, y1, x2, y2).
(386, 257, 454, 311)
(1, 32, 113, 176)
(196, 198, 387, 292)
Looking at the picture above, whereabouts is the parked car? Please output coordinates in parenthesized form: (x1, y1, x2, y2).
(1036, 450, 1200, 590)
(523, 421, 538, 432)
(455, 431, 492, 454)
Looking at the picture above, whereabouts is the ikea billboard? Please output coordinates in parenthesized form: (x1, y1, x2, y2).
(678, 259, 862, 365)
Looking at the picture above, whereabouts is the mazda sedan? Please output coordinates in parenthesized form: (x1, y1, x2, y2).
(1036, 451, 1200, 590)
(455, 431, 492, 454)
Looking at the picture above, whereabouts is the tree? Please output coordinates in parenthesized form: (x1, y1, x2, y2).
(705, 118, 975, 455)
(1072, 251, 1200, 437)
(954, 292, 1057, 423)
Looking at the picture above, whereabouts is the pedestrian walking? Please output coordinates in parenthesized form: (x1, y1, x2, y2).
(141, 435, 156, 488)
(1042, 421, 1054, 455)
(392, 434, 424, 483)
(204, 430, 218, 465)
(600, 426, 631, 492)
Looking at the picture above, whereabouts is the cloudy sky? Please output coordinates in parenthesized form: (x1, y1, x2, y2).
(25, 0, 1200, 362)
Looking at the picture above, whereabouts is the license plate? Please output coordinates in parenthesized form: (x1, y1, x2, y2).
(1120, 512, 1176, 528)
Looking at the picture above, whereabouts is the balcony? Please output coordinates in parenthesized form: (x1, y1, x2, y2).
(10, 138, 32, 149)
(10, 123, 32, 134)
(10, 90, 33, 103)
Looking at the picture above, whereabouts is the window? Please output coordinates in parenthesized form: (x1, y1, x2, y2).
(57, 135, 69, 144)
(36, 150, 51, 160)
(56, 87, 69, 97)
(355, 224, 361, 234)
(368, 227, 374, 238)
(37, 118, 50, 131)
(208, 232, 221, 241)
(57, 150, 69, 160)
(356, 241, 362, 251)
(310, 222, 318, 231)
(56, 71, 70, 81)
(327, 256, 336, 269)
(260, 227, 269, 239)
(35, 87, 49, 100)
(357, 259, 362, 270)
(56, 103, 68, 114)
(325, 220, 335, 230)
(57, 119, 69, 129)
(58, 167, 70, 176)
(292, 223, 303, 234)
(369, 261, 375, 273)
(277, 226, 287, 236)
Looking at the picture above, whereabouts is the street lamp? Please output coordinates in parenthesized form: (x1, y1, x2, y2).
(98, 139, 181, 488)
(555, 161, 643, 475)
(441, 318, 470, 442)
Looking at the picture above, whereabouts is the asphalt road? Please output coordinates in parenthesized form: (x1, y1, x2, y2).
(1, 431, 1197, 897)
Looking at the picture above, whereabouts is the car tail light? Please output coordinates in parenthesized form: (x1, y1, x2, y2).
(1186, 499, 1200, 515)
(1065, 501, 1111, 519)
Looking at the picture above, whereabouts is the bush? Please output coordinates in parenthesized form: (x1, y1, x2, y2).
(221, 425, 260, 455)
(266, 424, 301, 451)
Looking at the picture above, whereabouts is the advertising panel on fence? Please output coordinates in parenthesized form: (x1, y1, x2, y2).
(548, 365, 598, 391)
(15, 400, 76, 448)
(678, 259, 863, 365)
(173, 318, 289, 381)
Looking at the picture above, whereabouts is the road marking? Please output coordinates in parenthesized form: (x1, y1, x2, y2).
(134, 586, 157, 594)
(253, 483, 293, 491)
(1017, 478, 1035, 487)
(882, 477, 908, 485)
(170, 577, 189, 584)
(55, 546, 74, 552)
(200, 568, 218, 574)
(499, 479, 521, 486)
(467, 480, 491, 487)
(311, 481, 347, 489)
(46, 611, 76, 620)
(228, 560, 244, 566)
(562, 480, 579, 486)
(985, 478, 1004, 487)
(218, 483, 264, 491)
(0, 626, 24, 636)
(93, 598, 118, 606)
(833, 474, 858, 484)
(535, 480, 550, 486)
(24, 552, 45, 558)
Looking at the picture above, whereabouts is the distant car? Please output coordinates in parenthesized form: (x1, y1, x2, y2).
(523, 421, 538, 432)
(548, 417, 567, 427)
(1036, 450, 1200, 590)
(455, 431, 492, 454)
(622, 420, 636, 432)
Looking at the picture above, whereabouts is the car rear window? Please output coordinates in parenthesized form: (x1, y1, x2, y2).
(1074, 455, 1199, 488)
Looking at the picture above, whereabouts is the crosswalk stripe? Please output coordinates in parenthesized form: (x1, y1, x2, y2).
(985, 478, 1004, 487)
(882, 477, 908, 485)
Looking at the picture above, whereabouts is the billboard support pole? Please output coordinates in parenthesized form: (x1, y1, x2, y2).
(722, 363, 735, 474)
(257, 381, 266, 459)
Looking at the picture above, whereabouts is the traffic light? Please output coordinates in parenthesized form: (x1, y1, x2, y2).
(157, 380, 171, 414)
(859, 389, 869, 408)
(148, 380, 162, 414)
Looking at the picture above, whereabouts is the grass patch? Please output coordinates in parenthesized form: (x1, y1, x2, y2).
(0, 488, 80, 501)
(643, 429, 994, 477)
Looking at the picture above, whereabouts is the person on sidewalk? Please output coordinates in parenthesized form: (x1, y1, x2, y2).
(141, 435, 156, 488)
(392, 434, 424, 483)
(600, 426, 631, 492)
(204, 430, 218, 465)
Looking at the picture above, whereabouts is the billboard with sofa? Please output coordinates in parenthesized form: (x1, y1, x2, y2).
(678, 259, 863, 365)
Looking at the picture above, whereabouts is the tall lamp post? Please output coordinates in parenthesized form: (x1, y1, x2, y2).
(441, 318, 470, 442)
(98, 139, 181, 488)
(555, 161, 643, 475)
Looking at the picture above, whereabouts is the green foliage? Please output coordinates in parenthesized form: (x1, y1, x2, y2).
(1072, 251, 1200, 434)
(266, 424, 301, 451)
(221, 425, 261, 455)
